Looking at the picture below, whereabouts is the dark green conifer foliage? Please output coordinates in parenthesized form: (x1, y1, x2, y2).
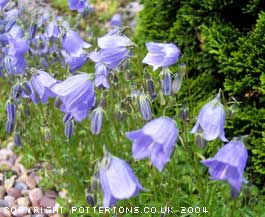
(135, 0, 265, 188)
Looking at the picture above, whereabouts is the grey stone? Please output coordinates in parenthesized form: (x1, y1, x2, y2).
(7, 188, 21, 198)
(15, 182, 28, 191)
(29, 188, 43, 204)
(0, 199, 9, 207)
(12, 205, 29, 217)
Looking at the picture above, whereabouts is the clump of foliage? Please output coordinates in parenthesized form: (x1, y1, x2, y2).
(135, 0, 265, 188)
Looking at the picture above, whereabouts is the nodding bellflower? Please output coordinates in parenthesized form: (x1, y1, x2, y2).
(110, 13, 122, 27)
(191, 91, 228, 142)
(142, 42, 181, 71)
(99, 152, 143, 207)
(51, 73, 96, 122)
(0, 0, 8, 9)
(68, 0, 89, 13)
(89, 34, 133, 69)
(126, 117, 178, 171)
(31, 70, 58, 104)
(62, 30, 91, 57)
(201, 140, 248, 198)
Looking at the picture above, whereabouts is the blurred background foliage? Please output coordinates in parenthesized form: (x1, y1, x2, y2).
(135, 0, 265, 189)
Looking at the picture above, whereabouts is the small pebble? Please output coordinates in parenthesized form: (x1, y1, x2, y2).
(4, 176, 16, 190)
(25, 175, 37, 189)
(0, 199, 9, 207)
(0, 186, 6, 199)
(4, 195, 16, 207)
(12, 205, 29, 217)
(45, 190, 58, 199)
(29, 188, 43, 204)
(0, 149, 14, 161)
(15, 182, 28, 191)
(0, 207, 12, 217)
(17, 197, 30, 207)
(40, 196, 56, 208)
(7, 188, 21, 199)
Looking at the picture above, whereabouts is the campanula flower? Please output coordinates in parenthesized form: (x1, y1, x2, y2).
(172, 62, 186, 94)
(191, 91, 228, 142)
(61, 50, 87, 72)
(31, 70, 58, 104)
(62, 29, 91, 57)
(126, 117, 178, 171)
(68, 0, 89, 13)
(51, 73, 95, 122)
(110, 13, 122, 27)
(99, 152, 143, 207)
(142, 42, 181, 71)
(45, 21, 60, 38)
(0, 0, 8, 9)
(89, 33, 132, 69)
(201, 140, 248, 197)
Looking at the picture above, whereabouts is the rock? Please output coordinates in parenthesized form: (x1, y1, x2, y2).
(16, 174, 27, 183)
(17, 197, 30, 207)
(32, 214, 46, 217)
(7, 188, 21, 199)
(12, 205, 29, 217)
(25, 175, 37, 189)
(0, 149, 14, 161)
(4, 176, 16, 190)
(0, 186, 6, 199)
(15, 182, 28, 191)
(0, 207, 12, 217)
(29, 188, 43, 204)
(21, 189, 29, 197)
(7, 142, 15, 150)
(0, 199, 9, 207)
(4, 195, 16, 207)
(45, 190, 57, 199)
(39, 196, 56, 208)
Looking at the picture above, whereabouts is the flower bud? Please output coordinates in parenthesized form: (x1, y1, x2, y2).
(64, 119, 74, 138)
(179, 106, 189, 122)
(147, 79, 156, 99)
(12, 84, 23, 99)
(90, 107, 104, 135)
(86, 193, 97, 206)
(14, 133, 22, 146)
(160, 68, 172, 96)
(138, 94, 152, 121)
(29, 22, 37, 40)
(5, 16, 16, 32)
(22, 82, 32, 96)
(6, 102, 16, 122)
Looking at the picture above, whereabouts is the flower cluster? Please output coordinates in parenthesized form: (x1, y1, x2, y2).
(0, 0, 250, 210)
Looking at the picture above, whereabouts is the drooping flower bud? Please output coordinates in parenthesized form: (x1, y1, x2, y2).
(172, 62, 186, 94)
(6, 102, 16, 122)
(12, 84, 23, 99)
(147, 79, 156, 99)
(5, 16, 16, 32)
(90, 107, 104, 135)
(29, 22, 37, 40)
(64, 119, 74, 138)
(160, 68, 172, 96)
(179, 106, 189, 122)
(138, 94, 152, 121)
(14, 133, 22, 146)
(5, 120, 14, 133)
